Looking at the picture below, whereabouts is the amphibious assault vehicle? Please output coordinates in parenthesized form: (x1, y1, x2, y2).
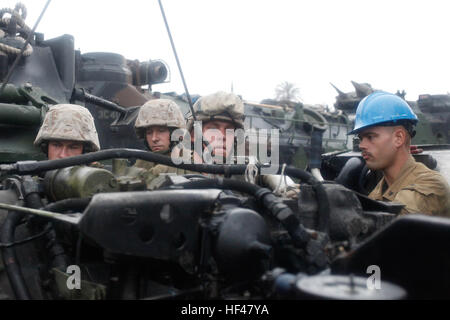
(0, 3, 449, 301)
(332, 80, 450, 145)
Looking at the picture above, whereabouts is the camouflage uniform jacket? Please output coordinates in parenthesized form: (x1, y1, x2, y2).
(134, 149, 248, 189)
(133, 149, 194, 189)
(134, 149, 191, 174)
(134, 149, 169, 171)
(369, 155, 450, 217)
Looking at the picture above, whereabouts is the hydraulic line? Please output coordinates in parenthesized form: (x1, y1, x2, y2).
(1, 149, 330, 232)
(0, 211, 31, 299)
(0, 190, 44, 300)
(43, 198, 91, 213)
(0, 149, 247, 176)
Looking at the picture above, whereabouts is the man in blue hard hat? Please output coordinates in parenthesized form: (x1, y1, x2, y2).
(349, 91, 450, 217)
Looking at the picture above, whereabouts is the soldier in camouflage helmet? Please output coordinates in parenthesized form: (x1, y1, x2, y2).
(188, 91, 245, 164)
(133, 93, 245, 189)
(188, 91, 244, 130)
(34, 104, 100, 160)
(132, 99, 188, 185)
(135, 98, 186, 155)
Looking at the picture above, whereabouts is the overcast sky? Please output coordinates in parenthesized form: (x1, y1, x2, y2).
(4, 0, 450, 108)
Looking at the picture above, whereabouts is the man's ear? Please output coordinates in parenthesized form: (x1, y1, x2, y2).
(393, 127, 406, 147)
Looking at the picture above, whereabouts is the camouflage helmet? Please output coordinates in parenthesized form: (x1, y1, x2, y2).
(34, 104, 100, 152)
(135, 99, 186, 138)
(188, 91, 245, 130)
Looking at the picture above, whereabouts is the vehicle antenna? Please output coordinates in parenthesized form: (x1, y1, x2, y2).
(158, 0, 215, 157)
(158, 0, 196, 121)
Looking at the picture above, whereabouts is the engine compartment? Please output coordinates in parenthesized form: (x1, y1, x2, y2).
(0, 149, 448, 300)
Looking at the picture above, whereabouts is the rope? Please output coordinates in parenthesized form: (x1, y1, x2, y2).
(0, 4, 33, 57)
(0, 7, 32, 34)
(0, 38, 32, 56)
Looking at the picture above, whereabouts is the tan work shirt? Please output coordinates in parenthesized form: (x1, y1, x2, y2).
(369, 155, 450, 217)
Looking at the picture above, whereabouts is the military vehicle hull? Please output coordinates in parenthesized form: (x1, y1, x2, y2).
(333, 81, 450, 146)
(163, 94, 353, 168)
(1, 11, 168, 162)
(0, 3, 449, 301)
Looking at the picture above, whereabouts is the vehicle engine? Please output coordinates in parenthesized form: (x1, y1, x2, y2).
(0, 150, 448, 300)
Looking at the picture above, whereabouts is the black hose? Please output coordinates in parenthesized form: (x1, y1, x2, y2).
(24, 193, 43, 211)
(0, 211, 31, 300)
(169, 177, 259, 194)
(43, 198, 91, 213)
(335, 157, 365, 190)
(0, 224, 52, 248)
(0, 190, 85, 299)
(3, 148, 330, 232)
(167, 178, 312, 247)
(25, 194, 71, 272)
(42, 198, 90, 270)
(0, 191, 44, 300)
(284, 167, 330, 233)
(5, 149, 248, 176)
(5, 148, 321, 182)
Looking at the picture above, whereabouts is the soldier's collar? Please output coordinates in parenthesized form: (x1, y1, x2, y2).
(381, 155, 417, 200)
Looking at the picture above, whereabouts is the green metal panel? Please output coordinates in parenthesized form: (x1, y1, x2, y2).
(0, 103, 43, 126)
(0, 125, 45, 163)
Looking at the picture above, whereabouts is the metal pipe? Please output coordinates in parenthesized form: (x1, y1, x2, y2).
(72, 88, 127, 114)
(0, 203, 80, 225)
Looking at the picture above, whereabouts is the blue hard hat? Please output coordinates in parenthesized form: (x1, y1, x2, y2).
(349, 91, 418, 135)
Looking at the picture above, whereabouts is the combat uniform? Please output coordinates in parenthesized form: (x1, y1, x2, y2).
(136, 92, 255, 187)
(30, 104, 105, 299)
(134, 149, 172, 171)
(369, 155, 450, 217)
(134, 149, 194, 189)
(131, 99, 189, 188)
